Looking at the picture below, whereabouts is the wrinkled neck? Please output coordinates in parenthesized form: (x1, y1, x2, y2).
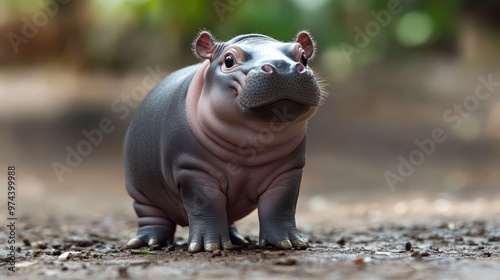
(186, 60, 310, 166)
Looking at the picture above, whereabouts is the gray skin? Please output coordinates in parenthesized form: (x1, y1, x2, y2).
(124, 31, 326, 253)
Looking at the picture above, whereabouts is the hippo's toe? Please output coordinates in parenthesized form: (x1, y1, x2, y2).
(187, 240, 233, 253)
(275, 239, 293, 249)
(260, 237, 309, 250)
(126, 225, 175, 249)
(228, 224, 249, 245)
(259, 227, 309, 250)
(187, 226, 233, 253)
(126, 237, 146, 249)
(204, 242, 220, 252)
(291, 238, 309, 250)
(187, 242, 203, 252)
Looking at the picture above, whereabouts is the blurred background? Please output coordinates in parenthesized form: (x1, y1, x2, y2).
(1, 0, 499, 222)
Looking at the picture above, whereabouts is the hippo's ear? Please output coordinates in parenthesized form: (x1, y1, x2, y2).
(295, 31, 315, 59)
(193, 31, 218, 61)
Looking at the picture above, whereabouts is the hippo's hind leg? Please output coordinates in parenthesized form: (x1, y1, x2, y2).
(257, 169, 309, 250)
(126, 192, 176, 249)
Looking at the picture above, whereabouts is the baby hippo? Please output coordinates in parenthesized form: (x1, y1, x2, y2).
(124, 31, 326, 252)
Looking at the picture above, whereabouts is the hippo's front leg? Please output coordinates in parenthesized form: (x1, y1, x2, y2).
(179, 170, 233, 253)
(258, 168, 309, 250)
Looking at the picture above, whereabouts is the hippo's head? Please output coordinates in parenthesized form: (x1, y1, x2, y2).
(193, 31, 326, 124)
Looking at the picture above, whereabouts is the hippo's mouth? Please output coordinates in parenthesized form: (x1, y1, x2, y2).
(241, 99, 311, 123)
(238, 69, 322, 109)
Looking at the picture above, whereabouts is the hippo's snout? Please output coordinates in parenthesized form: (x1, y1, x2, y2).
(239, 63, 322, 109)
(259, 62, 305, 74)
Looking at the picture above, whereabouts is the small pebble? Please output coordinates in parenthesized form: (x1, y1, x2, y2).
(58, 251, 82, 261)
(405, 242, 412, 251)
(337, 238, 346, 246)
(412, 251, 430, 258)
(274, 258, 297, 266)
(149, 244, 162, 251)
(211, 249, 222, 257)
(118, 266, 128, 278)
(165, 245, 175, 252)
(354, 257, 372, 265)
(23, 238, 32, 247)
(34, 242, 48, 250)
(487, 236, 499, 242)
(33, 250, 43, 257)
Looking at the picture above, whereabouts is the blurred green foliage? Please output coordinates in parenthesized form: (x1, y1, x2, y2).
(0, 0, 494, 73)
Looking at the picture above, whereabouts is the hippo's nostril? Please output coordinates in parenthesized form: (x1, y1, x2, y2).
(296, 63, 305, 73)
(260, 64, 274, 74)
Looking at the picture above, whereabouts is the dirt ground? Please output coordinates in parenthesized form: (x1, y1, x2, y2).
(1, 192, 499, 280)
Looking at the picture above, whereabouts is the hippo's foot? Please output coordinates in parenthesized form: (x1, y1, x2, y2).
(186, 217, 234, 253)
(259, 226, 309, 250)
(228, 223, 248, 245)
(126, 225, 176, 249)
(184, 223, 248, 252)
(186, 224, 247, 252)
(257, 171, 309, 250)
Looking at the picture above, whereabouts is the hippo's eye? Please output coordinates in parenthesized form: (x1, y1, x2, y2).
(224, 55, 235, 68)
(300, 53, 308, 67)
